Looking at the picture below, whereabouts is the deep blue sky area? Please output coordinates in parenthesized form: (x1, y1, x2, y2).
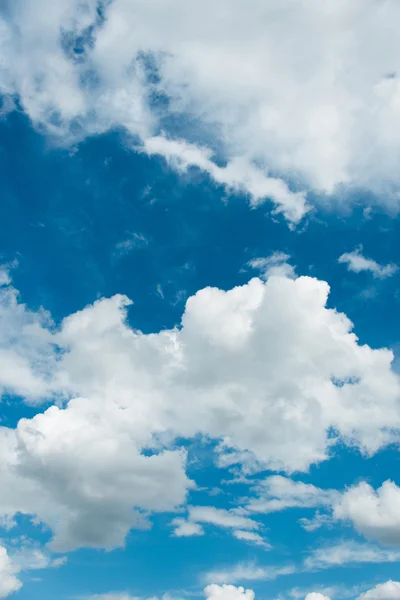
(1, 111, 399, 348)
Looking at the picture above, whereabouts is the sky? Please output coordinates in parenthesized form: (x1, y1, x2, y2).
(1, 2, 400, 600)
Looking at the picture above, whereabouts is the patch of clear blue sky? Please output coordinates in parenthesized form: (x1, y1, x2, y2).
(1, 111, 400, 600)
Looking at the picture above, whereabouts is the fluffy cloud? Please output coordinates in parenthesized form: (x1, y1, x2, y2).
(5, 2, 400, 218)
(305, 595, 330, 600)
(204, 585, 254, 600)
(0, 546, 21, 599)
(338, 248, 398, 278)
(334, 480, 400, 545)
(0, 399, 192, 552)
(1, 268, 400, 550)
(357, 581, 400, 600)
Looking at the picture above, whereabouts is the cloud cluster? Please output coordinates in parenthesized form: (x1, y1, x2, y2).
(5, 1, 400, 218)
(171, 506, 270, 548)
(0, 267, 400, 550)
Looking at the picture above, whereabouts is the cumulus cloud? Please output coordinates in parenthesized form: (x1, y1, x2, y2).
(5, 2, 400, 217)
(357, 581, 400, 600)
(334, 480, 400, 545)
(305, 594, 330, 600)
(0, 546, 21, 599)
(1, 268, 400, 550)
(204, 585, 254, 600)
(338, 248, 398, 278)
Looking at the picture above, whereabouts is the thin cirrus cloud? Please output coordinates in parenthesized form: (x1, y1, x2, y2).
(5, 2, 400, 220)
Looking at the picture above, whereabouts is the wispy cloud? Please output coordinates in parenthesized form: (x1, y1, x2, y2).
(338, 247, 398, 279)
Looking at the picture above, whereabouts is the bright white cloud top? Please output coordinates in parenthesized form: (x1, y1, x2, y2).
(0, 265, 400, 554)
(4, 1, 400, 220)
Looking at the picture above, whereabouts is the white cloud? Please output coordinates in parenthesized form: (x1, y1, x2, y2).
(334, 480, 400, 545)
(204, 585, 254, 600)
(0, 546, 21, 599)
(1, 269, 400, 549)
(205, 563, 296, 584)
(6, 2, 400, 217)
(248, 253, 296, 280)
(171, 518, 205, 537)
(357, 581, 400, 600)
(188, 506, 259, 531)
(171, 506, 268, 546)
(0, 399, 192, 552)
(304, 541, 400, 570)
(299, 512, 335, 532)
(338, 248, 398, 279)
(305, 595, 330, 600)
(143, 137, 308, 223)
(231, 530, 271, 549)
(9, 543, 67, 571)
(246, 476, 338, 514)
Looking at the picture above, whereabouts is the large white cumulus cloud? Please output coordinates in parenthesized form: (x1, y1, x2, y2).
(0, 269, 400, 549)
(3, 1, 400, 218)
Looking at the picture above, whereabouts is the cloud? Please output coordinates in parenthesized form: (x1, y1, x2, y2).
(305, 595, 330, 600)
(304, 541, 400, 570)
(188, 507, 259, 531)
(0, 546, 21, 599)
(1, 268, 400, 549)
(231, 530, 271, 549)
(9, 544, 67, 571)
(204, 585, 254, 600)
(357, 581, 400, 600)
(171, 518, 205, 537)
(0, 399, 192, 552)
(248, 253, 296, 280)
(204, 563, 296, 584)
(245, 476, 339, 514)
(171, 506, 267, 547)
(338, 248, 398, 278)
(143, 137, 308, 223)
(6, 2, 400, 216)
(334, 480, 400, 545)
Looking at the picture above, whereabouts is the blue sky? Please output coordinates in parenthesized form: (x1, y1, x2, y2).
(1, 3, 400, 600)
